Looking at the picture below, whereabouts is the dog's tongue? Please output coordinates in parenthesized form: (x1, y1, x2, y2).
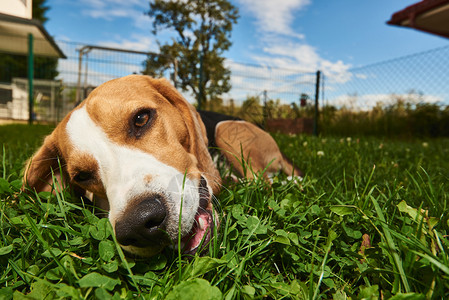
(182, 210, 211, 253)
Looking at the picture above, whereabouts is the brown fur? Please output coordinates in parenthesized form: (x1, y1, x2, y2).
(215, 120, 303, 179)
(24, 76, 221, 196)
(23, 75, 302, 257)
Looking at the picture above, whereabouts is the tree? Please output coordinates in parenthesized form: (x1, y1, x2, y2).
(0, 0, 58, 83)
(144, 0, 239, 108)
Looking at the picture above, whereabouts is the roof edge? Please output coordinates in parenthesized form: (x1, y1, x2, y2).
(0, 12, 66, 58)
(387, 0, 449, 25)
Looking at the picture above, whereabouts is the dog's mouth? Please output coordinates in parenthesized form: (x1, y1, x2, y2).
(181, 177, 215, 255)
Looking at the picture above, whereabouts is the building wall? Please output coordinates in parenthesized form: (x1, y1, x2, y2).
(0, 0, 32, 19)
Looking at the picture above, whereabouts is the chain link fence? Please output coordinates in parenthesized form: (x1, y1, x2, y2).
(0, 37, 162, 123)
(222, 61, 318, 128)
(1, 36, 448, 136)
(321, 45, 449, 137)
(324, 45, 449, 109)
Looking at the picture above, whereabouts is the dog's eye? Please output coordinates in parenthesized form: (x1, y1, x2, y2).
(134, 111, 152, 128)
(74, 171, 93, 183)
(130, 109, 156, 138)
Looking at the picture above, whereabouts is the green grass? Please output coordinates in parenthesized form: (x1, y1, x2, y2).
(1, 124, 448, 299)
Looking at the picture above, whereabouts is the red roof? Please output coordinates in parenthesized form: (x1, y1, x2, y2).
(387, 0, 449, 38)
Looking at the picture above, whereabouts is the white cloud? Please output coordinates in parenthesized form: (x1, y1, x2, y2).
(133, 11, 153, 30)
(235, 0, 352, 85)
(99, 34, 157, 52)
(320, 59, 352, 84)
(253, 38, 352, 84)
(355, 73, 368, 80)
(86, 8, 135, 20)
(58, 58, 118, 86)
(237, 0, 310, 39)
(80, 0, 147, 11)
(260, 42, 319, 70)
(79, 0, 149, 29)
(76, 0, 155, 51)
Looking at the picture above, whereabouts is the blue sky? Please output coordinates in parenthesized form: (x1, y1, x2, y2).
(45, 0, 448, 70)
(44, 0, 449, 107)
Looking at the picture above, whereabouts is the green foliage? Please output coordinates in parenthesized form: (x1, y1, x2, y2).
(32, 0, 50, 24)
(321, 101, 449, 138)
(210, 95, 449, 137)
(0, 55, 59, 83)
(203, 95, 313, 125)
(0, 124, 54, 179)
(1, 124, 448, 298)
(144, 0, 239, 106)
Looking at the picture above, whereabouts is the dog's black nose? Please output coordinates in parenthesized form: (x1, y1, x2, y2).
(115, 196, 168, 247)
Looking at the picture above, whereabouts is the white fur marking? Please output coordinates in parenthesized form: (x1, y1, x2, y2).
(66, 107, 199, 238)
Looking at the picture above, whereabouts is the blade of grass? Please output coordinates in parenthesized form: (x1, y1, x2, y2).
(178, 171, 188, 279)
(371, 195, 410, 293)
(8, 258, 30, 285)
(108, 221, 143, 298)
(51, 163, 68, 225)
(23, 210, 74, 285)
(312, 228, 337, 300)
(2, 144, 6, 179)
(361, 165, 376, 209)
(308, 230, 321, 300)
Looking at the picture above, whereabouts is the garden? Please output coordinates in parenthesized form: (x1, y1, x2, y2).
(1, 124, 448, 299)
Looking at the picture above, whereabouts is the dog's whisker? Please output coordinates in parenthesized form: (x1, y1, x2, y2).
(27, 157, 60, 163)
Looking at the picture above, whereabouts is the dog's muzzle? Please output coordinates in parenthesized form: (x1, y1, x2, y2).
(115, 194, 169, 248)
(114, 176, 215, 256)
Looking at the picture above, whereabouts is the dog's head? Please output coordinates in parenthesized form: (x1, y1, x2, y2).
(23, 75, 221, 257)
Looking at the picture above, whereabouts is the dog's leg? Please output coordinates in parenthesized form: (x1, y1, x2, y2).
(215, 120, 303, 180)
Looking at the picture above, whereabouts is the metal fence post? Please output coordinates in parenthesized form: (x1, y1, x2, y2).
(198, 54, 204, 110)
(313, 70, 321, 136)
(263, 90, 268, 129)
(75, 46, 88, 105)
(28, 33, 34, 125)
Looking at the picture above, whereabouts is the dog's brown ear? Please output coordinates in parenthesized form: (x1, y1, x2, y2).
(23, 132, 64, 193)
(149, 77, 221, 193)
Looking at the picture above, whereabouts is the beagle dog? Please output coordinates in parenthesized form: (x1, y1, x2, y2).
(23, 75, 302, 257)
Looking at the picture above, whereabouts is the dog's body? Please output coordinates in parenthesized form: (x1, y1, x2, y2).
(24, 75, 302, 257)
(198, 110, 302, 180)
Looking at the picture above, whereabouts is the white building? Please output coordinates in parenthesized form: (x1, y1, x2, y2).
(0, 0, 66, 121)
(0, 0, 33, 19)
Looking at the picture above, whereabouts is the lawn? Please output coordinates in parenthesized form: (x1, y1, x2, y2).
(1, 124, 448, 299)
